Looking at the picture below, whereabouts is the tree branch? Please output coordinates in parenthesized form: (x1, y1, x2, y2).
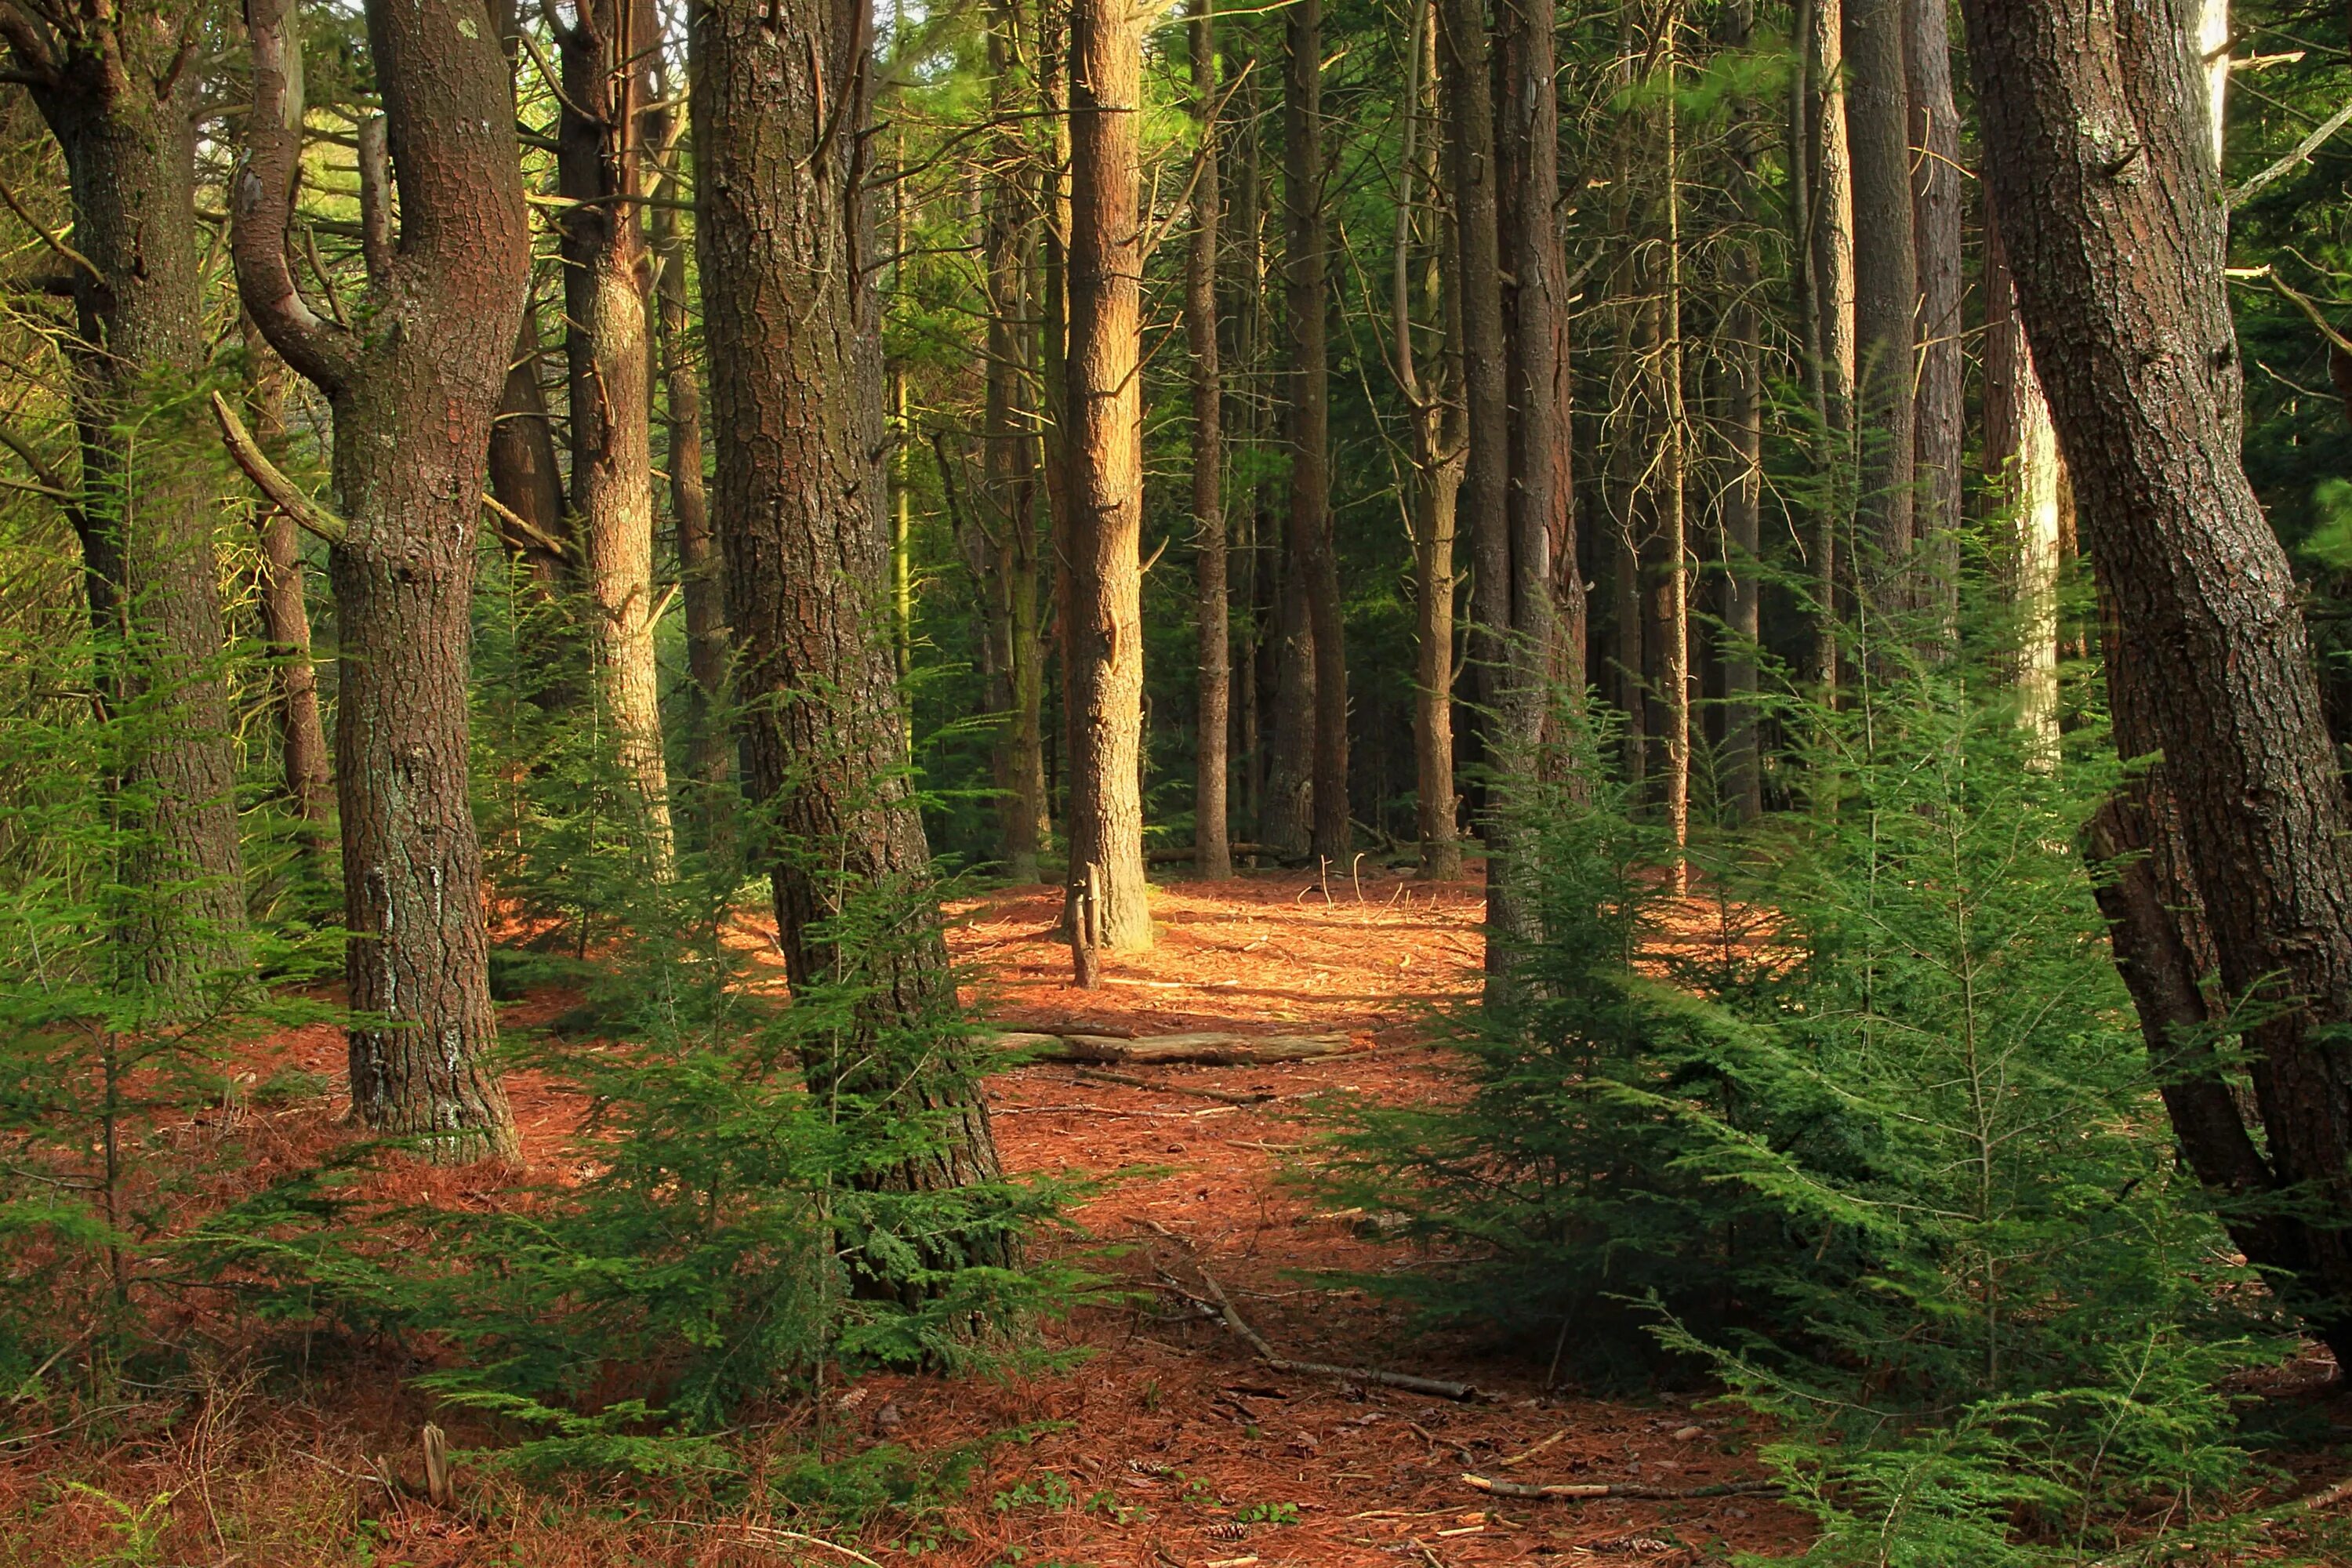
(209, 390, 347, 545)
(231, 0, 357, 395)
(356, 113, 394, 285)
(0, 165, 99, 285)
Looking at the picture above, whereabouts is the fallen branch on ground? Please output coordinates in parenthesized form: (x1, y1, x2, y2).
(1073, 1066, 1276, 1105)
(1180, 1266, 1479, 1400)
(1012, 1030, 1354, 1065)
(1461, 1472, 1778, 1502)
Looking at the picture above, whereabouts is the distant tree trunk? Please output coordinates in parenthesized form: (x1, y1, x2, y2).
(1982, 206, 2060, 759)
(557, 0, 673, 873)
(1399, 0, 1463, 880)
(1283, 0, 1349, 863)
(1802, 0, 1855, 695)
(234, 0, 522, 1162)
(1651, 0, 1690, 886)
(1440, 0, 1512, 974)
(1064, 0, 1153, 949)
(1968, 0, 2352, 1363)
(1907, 0, 1963, 633)
(1721, 0, 1765, 823)
(241, 325, 332, 861)
(1226, 28, 1267, 837)
(982, 0, 1050, 880)
(1846, 0, 1916, 618)
(7, 2, 249, 996)
(644, 56, 731, 849)
(1038, 0, 1076, 833)
(693, 0, 1009, 1221)
(487, 306, 571, 586)
(1189, 0, 1231, 880)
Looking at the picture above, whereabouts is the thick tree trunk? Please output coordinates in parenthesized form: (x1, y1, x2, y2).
(1846, 0, 1916, 616)
(1967, 0, 2352, 1359)
(692, 0, 1007, 1218)
(1907, 0, 1963, 633)
(241, 325, 332, 860)
(1982, 208, 2061, 758)
(1189, 0, 1231, 881)
(1063, 0, 1153, 949)
(234, 0, 524, 1162)
(12, 10, 248, 996)
(1283, 0, 1348, 864)
(559, 0, 673, 873)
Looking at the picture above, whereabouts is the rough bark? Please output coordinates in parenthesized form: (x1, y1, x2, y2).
(1846, 0, 1916, 615)
(1063, 0, 1152, 949)
(8, 2, 248, 995)
(557, 0, 673, 872)
(234, 0, 523, 1161)
(1982, 205, 2060, 758)
(1907, 0, 1963, 633)
(241, 322, 331, 859)
(1283, 0, 1348, 864)
(1189, 0, 1231, 881)
(692, 0, 1007, 1217)
(1966, 0, 2352, 1359)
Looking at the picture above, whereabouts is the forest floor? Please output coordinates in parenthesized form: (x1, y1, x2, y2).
(7, 866, 2350, 1566)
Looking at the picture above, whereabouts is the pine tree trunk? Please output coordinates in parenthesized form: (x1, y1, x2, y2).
(1967, 0, 2352, 1360)
(1064, 0, 1153, 949)
(1722, 0, 1765, 824)
(559, 0, 674, 873)
(234, 0, 524, 1163)
(487, 307, 570, 586)
(1846, 0, 1915, 615)
(1283, 0, 1349, 864)
(1227, 34, 1266, 837)
(1802, 0, 1855, 695)
(1653, 0, 1690, 887)
(692, 0, 1007, 1218)
(11, 13, 249, 997)
(241, 326, 332, 861)
(1189, 0, 1232, 881)
(1982, 207, 2060, 760)
(1907, 0, 1963, 632)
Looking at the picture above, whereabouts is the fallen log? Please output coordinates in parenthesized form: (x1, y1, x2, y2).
(1036, 1030, 1353, 1065)
(1461, 1472, 1778, 1502)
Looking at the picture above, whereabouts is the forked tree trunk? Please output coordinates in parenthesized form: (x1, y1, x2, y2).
(235, 0, 522, 1162)
(1063, 0, 1153, 949)
(8, 5, 249, 997)
(1189, 0, 1231, 881)
(692, 0, 1009, 1220)
(1967, 0, 2352, 1361)
(1846, 0, 1916, 617)
(1907, 0, 1963, 633)
(1284, 0, 1349, 864)
(558, 0, 674, 873)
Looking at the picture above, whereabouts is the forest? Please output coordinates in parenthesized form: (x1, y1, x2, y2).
(6, 0, 2352, 1562)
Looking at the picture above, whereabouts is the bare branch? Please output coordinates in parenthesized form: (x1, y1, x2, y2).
(209, 390, 348, 545)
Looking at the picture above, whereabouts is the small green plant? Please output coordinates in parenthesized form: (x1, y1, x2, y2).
(60, 1483, 173, 1568)
(1232, 1500, 1300, 1526)
(992, 1471, 1076, 1513)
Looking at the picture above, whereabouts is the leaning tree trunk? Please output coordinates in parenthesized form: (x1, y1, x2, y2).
(692, 0, 1009, 1225)
(1907, 0, 1963, 633)
(9, 6, 249, 998)
(1283, 0, 1349, 865)
(1064, 0, 1155, 950)
(1189, 0, 1232, 881)
(558, 0, 674, 873)
(234, 0, 523, 1162)
(1967, 0, 2352, 1362)
(1846, 0, 1916, 621)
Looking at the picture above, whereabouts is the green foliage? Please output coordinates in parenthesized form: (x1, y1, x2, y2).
(1312, 639, 2286, 1555)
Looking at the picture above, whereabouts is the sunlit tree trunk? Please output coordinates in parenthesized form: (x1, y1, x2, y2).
(1982, 207, 2060, 760)
(1189, 0, 1232, 880)
(1802, 0, 1855, 695)
(1908, 0, 1963, 633)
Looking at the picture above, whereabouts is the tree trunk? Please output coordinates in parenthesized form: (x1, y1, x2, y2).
(1721, 0, 1765, 824)
(1652, 0, 1690, 887)
(558, 0, 674, 873)
(1966, 0, 2352, 1360)
(1982, 205, 2061, 760)
(10, 8, 249, 997)
(241, 324, 332, 862)
(692, 0, 1008, 1218)
(1846, 0, 1915, 617)
(1189, 0, 1231, 881)
(487, 305, 570, 586)
(1283, 0, 1349, 864)
(234, 0, 524, 1162)
(1802, 0, 1855, 695)
(1907, 0, 1963, 633)
(1063, 0, 1153, 949)
(1226, 31, 1266, 838)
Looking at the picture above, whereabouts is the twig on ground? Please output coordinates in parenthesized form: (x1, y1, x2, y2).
(1073, 1066, 1274, 1105)
(1461, 1472, 1777, 1501)
(1191, 1265, 1480, 1400)
(1500, 1427, 1568, 1468)
(655, 1519, 884, 1567)
(990, 1101, 1235, 1120)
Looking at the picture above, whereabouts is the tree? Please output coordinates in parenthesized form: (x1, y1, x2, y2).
(1846, 0, 1917, 611)
(240, 325, 332, 863)
(1063, 0, 1152, 950)
(555, 0, 675, 872)
(1967, 0, 2352, 1358)
(1798, 0, 1856, 695)
(4, 0, 248, 994)
(1719, 0, 1766, 823)
(233, 0, 524, 1161)
(1189, 0, 1231, 880)
(1982, 204, 2060, 757)
(1908, 0, 1964, 630)
(691, 0, 1010, 1209)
